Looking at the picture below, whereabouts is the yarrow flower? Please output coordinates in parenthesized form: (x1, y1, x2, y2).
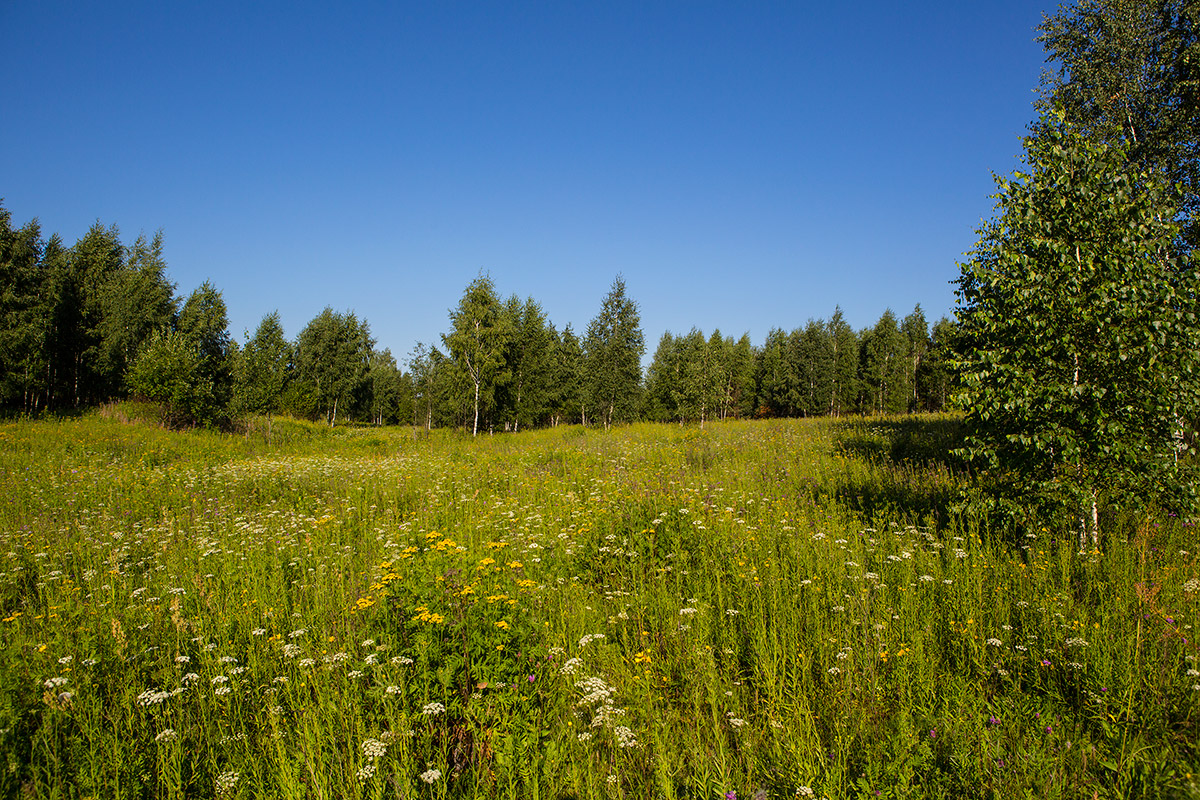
(137, 689, 170, 706)
(420, 768, 442, 784)
(215, 771, 239, 796)
(422, 701, 445, 716)
(362, 738, 388, 759)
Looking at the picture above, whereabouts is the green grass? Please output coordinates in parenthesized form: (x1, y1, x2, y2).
(0, 410, 1197, 798)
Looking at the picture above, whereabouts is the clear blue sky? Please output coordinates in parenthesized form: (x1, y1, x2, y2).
(1, 1, 1050, 362)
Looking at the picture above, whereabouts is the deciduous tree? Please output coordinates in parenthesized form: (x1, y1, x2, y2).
(953, 114, 1200, 543)
(443, 276, 508, 436)
(584, 277, 644, 429)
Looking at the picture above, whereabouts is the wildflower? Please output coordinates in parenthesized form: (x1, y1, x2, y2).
(137, 689, 170, 706)
(986, 638, 1002, 647)
(215, 771, 239, 796)
(43, 676, 69, 689)
(252, 628, 266, 636)
(422, 701, 445, 716)
(614, 725, 639, 747)
(796, 788, 814, 797)
(155, 729, 177, 743)
(362, 738, 388, 758)
(386, 685, 402, 694)
(420, 768, 442, 784)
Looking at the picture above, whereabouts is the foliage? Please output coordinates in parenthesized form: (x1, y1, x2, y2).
(496, 295, 551, 432)
(1038, 0, 1200, 247)
(126, 328, 215, 427)
(442, 275, 509, 436)
(953, 114, 1200, 537)
(584, 276, 645, 429)
(294, 307, 374, 426)
(231, 311, 292, 416)
(98, 231, 177, 391)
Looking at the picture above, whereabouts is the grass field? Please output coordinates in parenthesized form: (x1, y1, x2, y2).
(0, 410, 1197, 799)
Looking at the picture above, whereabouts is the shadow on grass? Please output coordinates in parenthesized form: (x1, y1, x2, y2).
(830, 414, 967, 527)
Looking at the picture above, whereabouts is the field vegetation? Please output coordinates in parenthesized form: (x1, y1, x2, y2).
(1, 409, 1196, 799)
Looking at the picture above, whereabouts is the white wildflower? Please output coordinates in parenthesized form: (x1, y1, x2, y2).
(362, 738, 388, 758)
(215, 770, 239, 796)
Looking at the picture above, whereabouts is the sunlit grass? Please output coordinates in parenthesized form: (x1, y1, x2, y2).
(0, 410, 1196, 798)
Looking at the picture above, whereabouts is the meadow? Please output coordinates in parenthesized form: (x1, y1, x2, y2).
(0, 409, 1197, 799)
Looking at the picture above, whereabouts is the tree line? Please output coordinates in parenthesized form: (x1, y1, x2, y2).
(0, 211, 956, 430)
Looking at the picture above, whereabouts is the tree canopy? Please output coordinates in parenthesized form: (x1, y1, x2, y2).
(953, 113, 1200, 541)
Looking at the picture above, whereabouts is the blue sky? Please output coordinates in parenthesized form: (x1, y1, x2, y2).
(1, 1, 1050, 362)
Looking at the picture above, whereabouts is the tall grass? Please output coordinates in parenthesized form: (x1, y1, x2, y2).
(0, 411, 1196, 798)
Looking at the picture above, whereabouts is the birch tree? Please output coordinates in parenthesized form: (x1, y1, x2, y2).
(443, 275, 508, 436)
(954, 113, 1200, 544)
